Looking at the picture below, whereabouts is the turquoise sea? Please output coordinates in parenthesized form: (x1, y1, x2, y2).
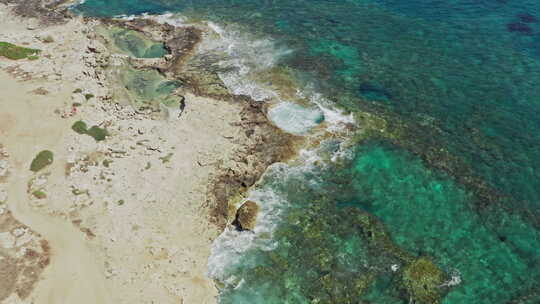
(75, 1, 540, 303)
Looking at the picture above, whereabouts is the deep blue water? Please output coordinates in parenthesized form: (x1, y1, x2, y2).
(75, 0, 540, 303)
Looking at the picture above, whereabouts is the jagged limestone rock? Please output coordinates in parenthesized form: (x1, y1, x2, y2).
(234, 200, 260, 231)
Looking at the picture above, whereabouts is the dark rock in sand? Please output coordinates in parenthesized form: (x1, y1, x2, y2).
(0, 0, 71, 24)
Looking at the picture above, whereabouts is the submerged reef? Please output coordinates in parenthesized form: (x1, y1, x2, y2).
(402, 257, 446, 304)
(214, 141, 539, 303)
(215, 148, 456, 303)
(507, 22, 534, 34)
(358, 83, 392, 102)
(517, 13, 538, 23)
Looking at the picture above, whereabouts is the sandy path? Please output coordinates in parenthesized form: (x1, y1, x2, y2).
(0, 71, 113, 303)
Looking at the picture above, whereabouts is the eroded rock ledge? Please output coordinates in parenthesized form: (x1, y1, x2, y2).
(96, 16, 302, 230)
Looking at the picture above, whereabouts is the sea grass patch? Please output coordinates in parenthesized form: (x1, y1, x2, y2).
(30, 150, 53, 172)
(86, 126, 108, 141)
(71, 120, 88, 134)
(0, 42, 40, 60)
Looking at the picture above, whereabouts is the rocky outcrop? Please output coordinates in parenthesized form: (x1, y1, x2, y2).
(402, 257, 447, 304)
(233, 200, 260, 231)
(0, 0, 72, 25)
(208, 96, 301, 230)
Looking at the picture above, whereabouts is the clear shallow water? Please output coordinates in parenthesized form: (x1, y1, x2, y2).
(75, 0, 540, 303)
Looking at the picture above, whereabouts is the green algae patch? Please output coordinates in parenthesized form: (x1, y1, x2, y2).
(402, 257, 446, 304)
(32, 190, 47, 199)
(71, 120, 109, 141)
(86, 126, 108, 141)
(0, 42, 40, 60)
(30, 150, 53, 172)
(72, 120, 88, 134)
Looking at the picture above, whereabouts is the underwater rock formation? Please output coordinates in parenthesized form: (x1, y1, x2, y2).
(402, 257, 447, 304)
(517, 13, 538, 23)
(358, 82, 392, 102)
(506, 22, 534, 34)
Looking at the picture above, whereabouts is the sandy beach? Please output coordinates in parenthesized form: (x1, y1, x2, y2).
(0, 2, 296, 303)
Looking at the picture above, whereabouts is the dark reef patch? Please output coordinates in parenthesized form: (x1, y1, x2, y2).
(358, 83, 392, 102)
(517, 13, 538, 23)
(507, 22, 534, 34)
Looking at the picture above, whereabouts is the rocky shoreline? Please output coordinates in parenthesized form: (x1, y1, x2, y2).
(0, 1, 301, 303)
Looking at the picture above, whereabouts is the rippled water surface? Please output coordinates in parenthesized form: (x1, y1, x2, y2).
(76, 0, 540, 303)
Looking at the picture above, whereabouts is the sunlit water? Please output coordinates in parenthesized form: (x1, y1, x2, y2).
(75, 1, 540, 303)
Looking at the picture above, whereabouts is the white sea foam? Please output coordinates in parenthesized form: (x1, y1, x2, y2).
(205, 22, 356, 133)
(441, 269, 462, 287)
(113, 12, 186, 26)
(203, 22, 293, 101)
(112, 12, 355, 135)
(206, 25, 356, 136)
(71, 0, 86, 6)
(208, 151, 327, 285)
(149, 12, 187, 26)
(203, 20, 359, 287)
(268, 102, 324, 135)
(295, 89, 355, 132)
(208, 165, 288, 283)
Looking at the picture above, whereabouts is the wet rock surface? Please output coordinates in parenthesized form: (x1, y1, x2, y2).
(209, 97, 300, 230)
(233, 200, 260, 231)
